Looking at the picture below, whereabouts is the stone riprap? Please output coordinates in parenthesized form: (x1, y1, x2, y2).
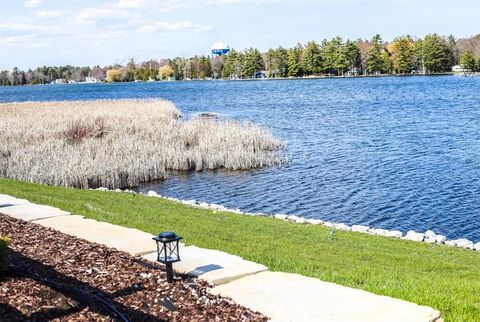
(139, 190, 480, 253)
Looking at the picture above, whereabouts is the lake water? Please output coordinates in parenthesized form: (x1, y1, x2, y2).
(1, 76, 479, 241)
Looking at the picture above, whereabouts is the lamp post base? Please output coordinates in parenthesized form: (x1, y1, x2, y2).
(166, 262, 174, 283)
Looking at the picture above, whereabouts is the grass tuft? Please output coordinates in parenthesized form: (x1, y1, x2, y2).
(0, 99, 285, 189)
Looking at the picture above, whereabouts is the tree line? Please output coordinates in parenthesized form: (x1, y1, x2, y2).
(1, 33, 480, 86)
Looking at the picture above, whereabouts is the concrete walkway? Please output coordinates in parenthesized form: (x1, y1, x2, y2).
(211, 272, 441, 322)
(0, 193, 443, 322)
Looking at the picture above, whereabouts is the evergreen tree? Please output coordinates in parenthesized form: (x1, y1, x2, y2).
(321, 37, 346, 75)
(344, 40, 362, 75)
(198, 56, 212, 79)
(381, 50, 393, 74)
(421, 34, 452, 73)
(243, 48, 264, 78)
(333, 38, 348, 75)
(287, 44, 303, 77)
(366, 34, 384, 74)
(301, 41, 322, 75)
(263, 49, 277, 77)
(391, 36, 414, 74)
(222, 49, 238, 78)
(413, 39, 425, 73)
(460, 51, 476, 71)
(274, 46, 289, 77)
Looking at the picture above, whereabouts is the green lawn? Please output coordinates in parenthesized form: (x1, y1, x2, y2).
(1, 178, 479, 321)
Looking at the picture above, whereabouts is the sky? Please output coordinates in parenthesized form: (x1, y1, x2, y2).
(0, 0, 478, 70)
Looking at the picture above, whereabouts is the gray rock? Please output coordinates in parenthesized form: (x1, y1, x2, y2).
(444, 240, 457, 247)
(323, 221, 334, 228)
(334, 223, 350, 231)
(295, 218, 306, 224)
(435, 235, 446, 244)
(424, 230, 436, 239)
(305, 219, 323, 225)
(183, 200, 197, 206)
(274, 214, 288, 220)
(351, 225, 369, 233)
(424, 237, 436, 244)
(404, 230, 425, 242)
(384, 230, 403, 238)
(455, 239, 474, 250)
(286, 215, 301, 222)
(147, 190, 158, 197)
(369, 228, 390, 236)
(474, 242, 480, 251)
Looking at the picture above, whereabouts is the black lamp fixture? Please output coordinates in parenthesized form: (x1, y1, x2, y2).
(153, 231, 182, 283)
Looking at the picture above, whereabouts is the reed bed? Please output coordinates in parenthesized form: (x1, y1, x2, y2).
(0, 99, 285, 189)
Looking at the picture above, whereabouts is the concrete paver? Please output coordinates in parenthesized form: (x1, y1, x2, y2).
(0, 203, 70, 221)
(211, 271, 442, 322)
(34, 215, 157, 256)
(143, 246, 267, 285)
(0, 194, 30, 208)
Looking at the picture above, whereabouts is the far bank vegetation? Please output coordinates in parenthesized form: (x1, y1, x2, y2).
(1, 33, 480, 85)
(0, 100, 285, 189)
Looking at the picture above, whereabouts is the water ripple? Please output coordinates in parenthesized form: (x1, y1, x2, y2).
(2, 76, 480, 241)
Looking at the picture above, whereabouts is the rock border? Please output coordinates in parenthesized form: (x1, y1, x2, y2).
(94, 187, 480, 253)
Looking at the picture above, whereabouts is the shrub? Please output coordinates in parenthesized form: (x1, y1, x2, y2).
(106, 69, 122, 82)
(159, 65, 174, 80)
(62, 116, 107, 144)
(0, 236, 11, 274)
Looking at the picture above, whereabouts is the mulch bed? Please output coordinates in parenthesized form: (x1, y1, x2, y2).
(0, 214, 268, 321)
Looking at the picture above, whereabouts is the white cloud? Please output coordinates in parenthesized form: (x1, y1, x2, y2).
(115, 0, 146, 8)
(137, 21, 192, 32)
(0, 22, 62, 33)
(0, 35, 31, 45)
(137, 21, 213, 33)
(24, 0, 42, 8)
(205, 0, 272, 4)
(74, 6, 133, 24)
(36, 10, 63, 18)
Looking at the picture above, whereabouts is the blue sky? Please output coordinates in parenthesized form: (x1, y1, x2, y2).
(0, 0, 478, 70)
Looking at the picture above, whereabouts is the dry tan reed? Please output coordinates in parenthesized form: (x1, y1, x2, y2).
(0, 99, 285, 189)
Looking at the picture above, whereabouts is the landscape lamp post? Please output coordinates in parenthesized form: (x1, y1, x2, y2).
(153, 231, 182, 283)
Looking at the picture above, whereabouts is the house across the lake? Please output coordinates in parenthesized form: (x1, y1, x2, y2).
(452, 65, 470, 74)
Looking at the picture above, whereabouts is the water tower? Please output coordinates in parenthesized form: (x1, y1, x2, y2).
(211, 41, 230, 56)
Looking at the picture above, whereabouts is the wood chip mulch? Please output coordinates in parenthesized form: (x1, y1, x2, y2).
(0, 214, 268, 321)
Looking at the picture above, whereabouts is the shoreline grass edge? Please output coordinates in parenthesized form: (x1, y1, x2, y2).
(1, 178, 479, 321)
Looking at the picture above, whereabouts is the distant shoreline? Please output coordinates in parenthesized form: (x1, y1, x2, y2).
(1, 72, 468, 87)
